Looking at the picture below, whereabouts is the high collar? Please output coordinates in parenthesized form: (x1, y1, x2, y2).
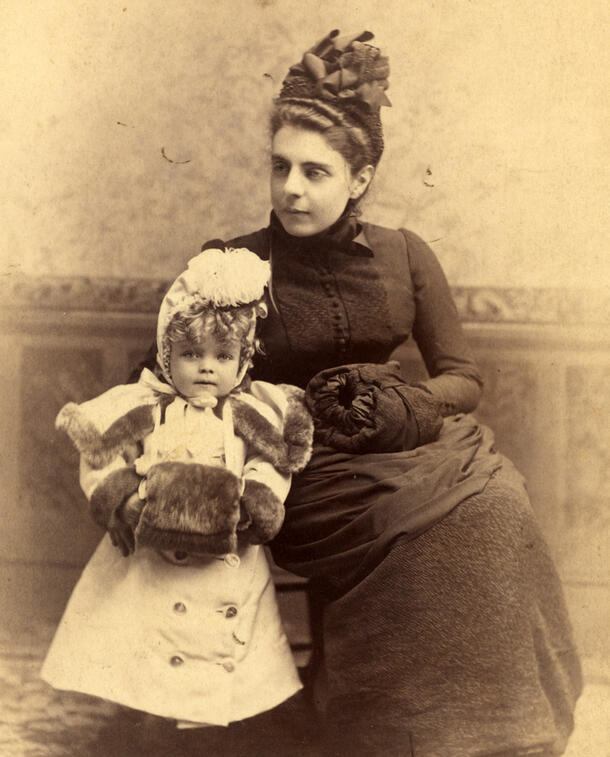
(269, 208, 374, 258)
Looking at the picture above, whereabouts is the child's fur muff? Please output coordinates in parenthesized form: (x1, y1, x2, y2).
(55, 381, 314, 553)
(136, 461, 242, 555)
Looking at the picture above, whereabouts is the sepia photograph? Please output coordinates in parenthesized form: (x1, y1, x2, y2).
(1, 1, 608, 754)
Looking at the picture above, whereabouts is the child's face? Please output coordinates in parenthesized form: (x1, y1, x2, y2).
(169, 332, 241, 402)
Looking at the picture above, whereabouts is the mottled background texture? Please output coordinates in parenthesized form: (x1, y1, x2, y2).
(2, 0, 608, 289)
(1, 1, 609, 754)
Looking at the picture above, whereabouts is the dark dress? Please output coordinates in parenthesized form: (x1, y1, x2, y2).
(212, 213, 582, 756)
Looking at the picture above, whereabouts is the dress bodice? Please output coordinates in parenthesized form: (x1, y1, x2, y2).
(225, 214, 482, 414)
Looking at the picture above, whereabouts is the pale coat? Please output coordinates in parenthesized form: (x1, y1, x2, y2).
(42, 379, 310, 726)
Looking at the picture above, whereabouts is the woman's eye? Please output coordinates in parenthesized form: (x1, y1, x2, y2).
(306, 168, 327, 180)
(271, 161, 288, 175)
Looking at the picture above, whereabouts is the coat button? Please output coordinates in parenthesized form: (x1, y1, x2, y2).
(170, 655, 184, 666)
(225, 606, 238, 618)
(224, 553, 240, 568)
(222, 661, 235, 673)
(173, 602, 187, 614)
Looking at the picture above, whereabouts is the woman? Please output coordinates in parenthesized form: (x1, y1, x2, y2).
(197, 30, 581, 756)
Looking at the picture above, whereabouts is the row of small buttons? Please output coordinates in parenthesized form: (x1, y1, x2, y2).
(318, 267, 349, 353)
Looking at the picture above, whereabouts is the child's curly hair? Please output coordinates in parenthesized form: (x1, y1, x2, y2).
(165, 300, 265, 372)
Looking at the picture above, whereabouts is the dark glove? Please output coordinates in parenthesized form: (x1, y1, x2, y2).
(108, 491, 146, 556)
(107, 506, 136, 557)
(89, 466, 142, 556)
(306, 361, 443, 453)
(237, 479, 285, 545)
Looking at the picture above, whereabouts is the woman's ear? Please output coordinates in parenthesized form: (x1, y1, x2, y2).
(349, 165, 375, 200)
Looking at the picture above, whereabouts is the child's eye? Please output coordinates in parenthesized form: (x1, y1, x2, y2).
(181, 350, 197, 358)
(218, 353, 233, 361)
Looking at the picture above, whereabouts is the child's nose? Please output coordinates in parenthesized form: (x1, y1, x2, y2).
(198, 356, 214, 372)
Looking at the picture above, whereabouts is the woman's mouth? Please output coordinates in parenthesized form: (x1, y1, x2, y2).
(286, 208, 309, 215)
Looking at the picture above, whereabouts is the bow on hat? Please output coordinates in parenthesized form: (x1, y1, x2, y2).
(285, 29, 391, 110)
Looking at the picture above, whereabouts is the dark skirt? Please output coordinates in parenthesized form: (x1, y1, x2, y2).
(270, 415, 582, 756)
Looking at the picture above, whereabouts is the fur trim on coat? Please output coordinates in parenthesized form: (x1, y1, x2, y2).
(89, 466, 142, 529)
(239, 479, 285, 545)
(56, 402, 153, 470)
(56, 383, 313, 474)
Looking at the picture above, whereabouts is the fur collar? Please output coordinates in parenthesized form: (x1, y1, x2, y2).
(56, 381, 312, 474)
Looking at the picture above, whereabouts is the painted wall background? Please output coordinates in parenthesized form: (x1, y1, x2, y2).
(1, 4, 609, 748)
(2, 0, 608, 290)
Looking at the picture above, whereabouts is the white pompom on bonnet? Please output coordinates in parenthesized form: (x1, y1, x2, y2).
(157, 247, 271, 388)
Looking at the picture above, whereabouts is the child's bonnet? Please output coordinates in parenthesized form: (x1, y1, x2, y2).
(55, 247, 313, 555)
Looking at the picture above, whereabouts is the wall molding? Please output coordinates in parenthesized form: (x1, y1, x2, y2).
(1, 274, 608, 326)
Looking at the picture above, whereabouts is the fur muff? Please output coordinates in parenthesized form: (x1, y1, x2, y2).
(231, 391, 313, 474)
(239, 479, 285, 545)
(56, 402, 154, 470)
(136, 462, 241, 554)
(89, 466, 142, 529)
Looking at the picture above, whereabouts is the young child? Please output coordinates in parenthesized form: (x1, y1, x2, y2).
(41, 246, 313, 729)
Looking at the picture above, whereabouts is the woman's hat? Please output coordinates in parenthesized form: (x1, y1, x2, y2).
(277, 30, 391, 164)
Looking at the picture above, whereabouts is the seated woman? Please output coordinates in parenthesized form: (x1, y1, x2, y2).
(142, 28, 582, 757)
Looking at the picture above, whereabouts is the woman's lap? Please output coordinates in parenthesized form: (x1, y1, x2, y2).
(312, 465, 582, 756)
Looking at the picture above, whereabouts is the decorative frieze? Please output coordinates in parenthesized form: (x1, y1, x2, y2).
(1, 274, 607, 325)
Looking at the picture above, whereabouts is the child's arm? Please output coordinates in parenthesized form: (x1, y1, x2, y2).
(238, 455, 292, 545)
(232, 381, 314, 545)
(80, 456, 143, 556)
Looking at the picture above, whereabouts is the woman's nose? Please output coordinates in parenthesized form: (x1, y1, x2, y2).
(283, 167, 304, 196)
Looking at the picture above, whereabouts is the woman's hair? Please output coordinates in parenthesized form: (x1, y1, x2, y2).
(270, 98, 381, 175)
(166, 301, 264, 369)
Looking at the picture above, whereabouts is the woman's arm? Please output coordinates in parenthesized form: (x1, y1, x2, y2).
(402, 229, 483, 415)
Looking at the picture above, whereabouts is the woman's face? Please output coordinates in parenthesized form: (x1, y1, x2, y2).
(270, 125, 370, 237)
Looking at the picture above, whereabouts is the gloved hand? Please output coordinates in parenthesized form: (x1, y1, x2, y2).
(237, 479, 285, 545)
(89, 466, 142, 556)
(306, 361, 443, 453)
(106, 491, 145, 556)
(107, 505, 136, 557)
